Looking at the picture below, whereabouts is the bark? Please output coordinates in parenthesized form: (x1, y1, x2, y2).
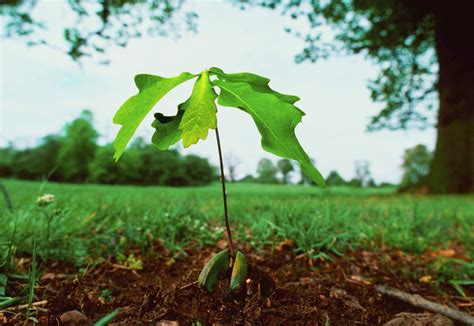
(429, 2, 474, 193)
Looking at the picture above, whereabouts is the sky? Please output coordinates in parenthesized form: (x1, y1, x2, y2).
(0, 1, 436, 183)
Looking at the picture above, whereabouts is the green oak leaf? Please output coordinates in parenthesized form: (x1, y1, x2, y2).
(213, 79, 325, 186)
(113, 72, 196, 160)
(179, 71, 218, 147)
(151, 109, 184, 150)
(209, 67, 300, 105)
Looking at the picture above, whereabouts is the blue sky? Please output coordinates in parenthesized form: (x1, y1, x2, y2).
(0, 1, 435, 183)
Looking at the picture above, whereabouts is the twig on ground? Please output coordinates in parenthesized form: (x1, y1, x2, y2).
(179, 281, 198, 290)
(4, 300, 48, 312)
(375, 285, 474, 325)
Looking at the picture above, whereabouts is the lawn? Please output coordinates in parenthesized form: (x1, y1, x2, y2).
(1, 180, 472, 263)
(0, 179, 473, 324)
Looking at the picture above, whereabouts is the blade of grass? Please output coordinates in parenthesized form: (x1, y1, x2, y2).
(0, 274, 7, 296)
(26, 236, 37, 321)
(0, 296, 23, 309)
(94, 309, 120, 326)
(5, 213, 19, 271)
(0, 181, 13, 212)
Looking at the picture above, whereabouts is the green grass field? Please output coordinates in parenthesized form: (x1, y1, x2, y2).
(1, 179, 472, 268)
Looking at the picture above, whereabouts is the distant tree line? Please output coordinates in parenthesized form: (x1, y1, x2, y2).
(0, 110, 215, 186)
(242, 158, 382, 187)
(239, 147, 431, 190)
(0, 110, 431, 189)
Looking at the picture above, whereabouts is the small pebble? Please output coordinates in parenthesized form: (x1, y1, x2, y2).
(60, 310, 88, 325)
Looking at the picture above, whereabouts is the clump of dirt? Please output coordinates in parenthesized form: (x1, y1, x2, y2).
(2, 244, 472, 325)
(156, 265, 275, 324)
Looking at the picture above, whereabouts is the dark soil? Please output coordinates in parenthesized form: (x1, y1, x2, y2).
(2, 243, 472, 325)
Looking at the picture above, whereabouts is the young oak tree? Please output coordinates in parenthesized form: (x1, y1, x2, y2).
(112, 68, 325, 291)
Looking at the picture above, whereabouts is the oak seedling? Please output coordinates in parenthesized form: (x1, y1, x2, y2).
(112, 67, 325, 292)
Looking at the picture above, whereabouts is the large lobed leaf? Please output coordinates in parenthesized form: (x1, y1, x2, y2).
(151, 109, 184, 150)
(112, 67, 324, 186)
(113, 72, 196, 161)
(213, 78, 325, 186)
(209, 67, 301, 105)
(179, 71, 218, 147)
(151, 71, 218, 150)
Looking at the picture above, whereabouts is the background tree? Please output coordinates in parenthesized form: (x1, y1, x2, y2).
(4, 135, 63, 180)
(9, 148, 38, 180)
(355, 160, 372, 188)
(239, 174, 256, 183)
(88, 144, 142, 184)
(348, 177, 362, 188)
(277, 159, 294, 184)
(29, 135, 63, 181)
(57, 110, 99, 182)
(225, 153, 241, 182)
(88, 145, 122, 184)
(367, 179, 376, 188)
(181, 155, 215, 186)
(325, 170, 346, 186)
(0, 145, 14, 177)
(0, 117, 217, 186)
(256, 158, 279, 184)
(136, 144, 183, 185)
(400, 144, 432, 190)
(236, 0, 473, 193)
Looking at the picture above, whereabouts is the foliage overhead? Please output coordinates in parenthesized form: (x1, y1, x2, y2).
(113, 68, 325, 186)
(1, 0, 438, 131)
(0, 0, 197, 63)
(235, 0, 438, 131)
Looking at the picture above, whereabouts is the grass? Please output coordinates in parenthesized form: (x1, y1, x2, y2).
(0, 179, 473, 310)
(1, 179, 472, 265)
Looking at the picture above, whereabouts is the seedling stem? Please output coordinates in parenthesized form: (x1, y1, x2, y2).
(215, 126, 235, 259)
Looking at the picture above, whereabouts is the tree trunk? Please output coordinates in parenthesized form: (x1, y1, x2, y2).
(429, 3, 474, 193)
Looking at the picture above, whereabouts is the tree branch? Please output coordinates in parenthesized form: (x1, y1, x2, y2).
(375, 285, 474, 325)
